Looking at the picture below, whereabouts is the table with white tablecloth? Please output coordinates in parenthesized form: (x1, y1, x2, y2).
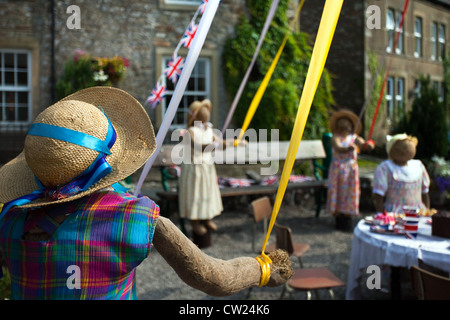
(346, 218, 450, 300)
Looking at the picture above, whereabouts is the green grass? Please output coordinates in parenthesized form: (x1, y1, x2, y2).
(358, 158, 380, 171)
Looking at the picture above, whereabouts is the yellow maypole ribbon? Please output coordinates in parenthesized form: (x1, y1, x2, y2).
(235, 0, 305, 146)
(260, 0, 344, 257)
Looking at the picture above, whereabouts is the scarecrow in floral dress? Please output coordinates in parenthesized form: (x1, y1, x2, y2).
(326, 109, 374, 230)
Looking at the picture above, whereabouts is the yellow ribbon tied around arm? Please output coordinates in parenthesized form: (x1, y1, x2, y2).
(256, 0, 344, 285)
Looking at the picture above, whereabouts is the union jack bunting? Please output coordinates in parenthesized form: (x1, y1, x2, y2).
(180, 21, 198, 49)
(164, 53, 185, 84)
(146, 81, 167, 109)
(198, 0, 208, 14)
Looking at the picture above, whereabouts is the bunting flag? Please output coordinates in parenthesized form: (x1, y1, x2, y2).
(135, 0, 221, 195)
(260, 0, 343, 255)
(144, 3, 203, 109)
(181, 21, 198, 49)
(164, 53, 185, 84)
(146, 81, 167, 109)
(198, 0, 209, 14)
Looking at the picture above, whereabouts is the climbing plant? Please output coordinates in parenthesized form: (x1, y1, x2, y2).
(222, 0, 335, 140)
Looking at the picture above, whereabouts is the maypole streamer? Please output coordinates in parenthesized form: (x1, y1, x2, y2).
(221, 0, 280, 134)
(234, 0, 306, 145)
(259, 0, 344, 258)
(135, 0, 221, 195)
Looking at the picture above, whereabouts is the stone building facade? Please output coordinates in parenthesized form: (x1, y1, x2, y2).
(0, 0, 448, 162)
(0, 0, 246, 162)
(300, 0, 449, 145)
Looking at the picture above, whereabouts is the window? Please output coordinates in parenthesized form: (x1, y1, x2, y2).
(395, 11, 404, 54)
(414, 17, 422, 58)
(438, 24, 446, 61)
(386, 9, 395, 53)
(386, 8, 404, 54)
(431, 22, 438, 60)
(386, 76, 405, 123)
(0, 50, 32, 123)
(395, 78, 405, 118)
(161, 57, 210, 129)
(414, 79, 421, 98)
(386, 77, 394, 120)
(431, 23, 446, 61)
(433, 81, 445, 103)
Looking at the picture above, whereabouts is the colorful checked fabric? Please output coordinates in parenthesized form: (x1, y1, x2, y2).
(0, 191, 160, 300)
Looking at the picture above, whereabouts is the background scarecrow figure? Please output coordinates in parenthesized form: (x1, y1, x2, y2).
(326, 109, 374, 231)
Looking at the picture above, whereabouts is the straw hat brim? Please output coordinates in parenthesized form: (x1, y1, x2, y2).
(329, 109, 361, 134)
(187, 99, 212, 127)
(0, 87, 156, 208)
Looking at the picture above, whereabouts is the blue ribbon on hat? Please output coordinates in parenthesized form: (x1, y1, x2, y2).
(0, 110, 124, 221)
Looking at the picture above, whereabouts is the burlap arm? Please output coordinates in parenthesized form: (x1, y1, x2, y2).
(152, 216, 292, 297)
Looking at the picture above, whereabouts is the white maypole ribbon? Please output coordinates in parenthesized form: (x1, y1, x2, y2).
(135, 0, 220, 195)
(221, 0, 280, 134)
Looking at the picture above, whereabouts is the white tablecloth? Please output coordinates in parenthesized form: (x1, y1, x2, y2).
(346, 218, 450, 300)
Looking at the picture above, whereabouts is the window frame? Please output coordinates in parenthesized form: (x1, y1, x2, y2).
(386, 8, 395, 53)
(161, 56, 211, 130)
(154, 47, 219, 130)
(386, 76, 406, 124)
(0, 49, 33, 124)
(414, 16, 423, 58)
(438, 24, 446, 62)
(394, 11, 404, 55)
(158, 0, 201, 11)
(431, 22, 438, 61)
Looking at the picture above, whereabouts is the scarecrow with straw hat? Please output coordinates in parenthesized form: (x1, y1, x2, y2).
(0, 87, 291, 300)
(178, 99, 237, 247)
(372, 133, 430, 214)
(326, 109, 375, 231)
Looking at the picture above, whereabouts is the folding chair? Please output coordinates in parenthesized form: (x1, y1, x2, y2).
(410, 265, 450, 300)
(280, 267, 345, 300)
(250, 196, 273, 252)
(274, 224, 344, 300)
(269, 223, 310, 268)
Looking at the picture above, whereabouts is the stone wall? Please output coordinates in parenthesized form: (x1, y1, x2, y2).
(0, 0, 246, 126)
(299, 0, 366, 117)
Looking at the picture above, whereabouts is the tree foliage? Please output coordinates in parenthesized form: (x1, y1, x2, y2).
(222, 0, 335, 140)
(394, 76, 448, 160)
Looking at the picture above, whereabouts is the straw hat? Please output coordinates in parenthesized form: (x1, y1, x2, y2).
(0, 87, 156, 208)
(187, 99, 211, 127)
(329, 109, 361, 134)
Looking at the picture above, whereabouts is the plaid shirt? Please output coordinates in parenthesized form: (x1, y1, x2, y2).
(0, 191, 159, 300)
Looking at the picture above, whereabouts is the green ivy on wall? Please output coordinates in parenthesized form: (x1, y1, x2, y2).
(222, 0, 335, 140)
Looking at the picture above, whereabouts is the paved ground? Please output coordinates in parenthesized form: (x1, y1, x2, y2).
(135, 179, 416, 301)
